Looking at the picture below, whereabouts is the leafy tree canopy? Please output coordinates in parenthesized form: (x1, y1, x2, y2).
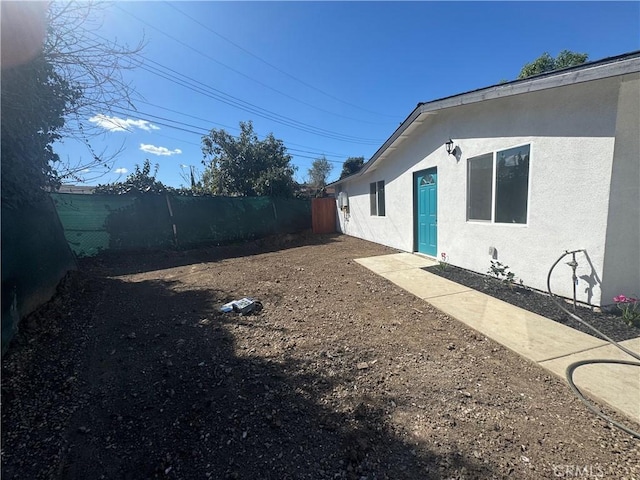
(0, 1, 143, 207)
(339, 156, 365, 180)
(94, 160, 171, 194)
(518, 50, 588, 79)
(307, 156, 333, 188)
(1, 52, 80, 207)
(201, 121, 297, 197)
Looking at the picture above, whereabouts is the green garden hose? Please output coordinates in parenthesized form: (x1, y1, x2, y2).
(547, 250, 640, 440)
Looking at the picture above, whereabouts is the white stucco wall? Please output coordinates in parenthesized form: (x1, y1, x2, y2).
(601, 74, 640, 305)
(337, 76, 630, 305)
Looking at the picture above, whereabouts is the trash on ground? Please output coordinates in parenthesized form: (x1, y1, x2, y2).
(219, 297, 263, 315)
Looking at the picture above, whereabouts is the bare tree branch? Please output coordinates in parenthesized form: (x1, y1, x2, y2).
(45, 1, 146, 183)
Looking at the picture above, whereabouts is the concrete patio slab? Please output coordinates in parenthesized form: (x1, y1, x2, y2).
(391, 252, 438, 268)
(379, 269, 472, 299)
(355, 252, 437, 273)
(356, 252, 639, 425)
(427, 290, 608, 363)
(354, 255, 417, 274)
(540, 338, 640, 422)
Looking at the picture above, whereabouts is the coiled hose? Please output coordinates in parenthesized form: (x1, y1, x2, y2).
(547, 250, 640, 439)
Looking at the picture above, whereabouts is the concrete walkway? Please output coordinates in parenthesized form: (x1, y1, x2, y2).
(355, 253, 640, 424)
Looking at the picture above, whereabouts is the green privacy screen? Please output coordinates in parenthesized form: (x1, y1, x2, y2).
(2, 196, 77, 352)
(51, 193, 311, 257)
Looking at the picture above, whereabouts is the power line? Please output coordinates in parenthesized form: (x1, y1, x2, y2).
(135, 58, 382, 144)
(83, 28, 384, 145)
(165, 2, 397, 120)
(115, 4, 387, 127)
(135, 99, 349, 159)
(108, 106, 349, 165)
(136, 100, 238, 134)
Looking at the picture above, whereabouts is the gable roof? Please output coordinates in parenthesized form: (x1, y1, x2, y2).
(331, 50, 640, 186)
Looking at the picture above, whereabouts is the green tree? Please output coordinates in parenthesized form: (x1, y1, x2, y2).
(339, 156, 365, 180)
(201, 121, 296, 197)
(176, 164, 208, 195)
(518, 50, 588, 79)
(1, 53, 80, 207)
(94, 160, 171, 194)
(308, 156, 333, 188)
(0, 1, 143, 207)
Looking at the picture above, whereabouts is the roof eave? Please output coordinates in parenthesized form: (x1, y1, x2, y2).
(330, 51, 640, 187)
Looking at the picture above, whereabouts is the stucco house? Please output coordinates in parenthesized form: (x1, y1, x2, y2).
(332, 51, 639, 307)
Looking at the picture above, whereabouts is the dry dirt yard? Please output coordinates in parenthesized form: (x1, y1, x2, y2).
(2, 234, 639, 479)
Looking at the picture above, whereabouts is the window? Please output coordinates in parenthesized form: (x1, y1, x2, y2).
(467, 145, 530, 224)
(370, 180, 385, 216)
(467, 154, 493, 221)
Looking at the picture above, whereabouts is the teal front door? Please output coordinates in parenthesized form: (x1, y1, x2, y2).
(416, 169, 437, 256)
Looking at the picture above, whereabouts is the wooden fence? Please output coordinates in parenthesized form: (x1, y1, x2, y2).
(311, 197, 337, 234)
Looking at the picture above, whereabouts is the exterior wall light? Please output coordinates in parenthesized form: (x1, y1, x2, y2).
(445, 138, 457, 156)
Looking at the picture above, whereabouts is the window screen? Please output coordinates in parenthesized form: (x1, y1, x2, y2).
(369, 181, 385, 216)
(495, 145, 530, 224)
(376, 181, 385, 216)
(467, 154, 493, 221)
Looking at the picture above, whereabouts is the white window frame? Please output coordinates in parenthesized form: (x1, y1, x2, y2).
(369, 180, 385, 216)
(466, 143, 531, 225)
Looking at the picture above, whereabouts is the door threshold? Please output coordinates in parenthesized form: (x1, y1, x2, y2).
(414, 251, 437, 260)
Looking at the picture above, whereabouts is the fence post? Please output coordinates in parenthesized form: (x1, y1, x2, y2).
(165, 195, 179, 248)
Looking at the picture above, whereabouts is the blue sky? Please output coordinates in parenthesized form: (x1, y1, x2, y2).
(54, 1, 640, 188)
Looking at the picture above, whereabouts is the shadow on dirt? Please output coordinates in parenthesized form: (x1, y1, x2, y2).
(2, 268, 497, 479)
(81, 232, 342, 278)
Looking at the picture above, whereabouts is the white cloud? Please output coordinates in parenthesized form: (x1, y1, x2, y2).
(114, 167, 128, 174)
(89, 114, 160, 132)
(139, 144, 182, 156)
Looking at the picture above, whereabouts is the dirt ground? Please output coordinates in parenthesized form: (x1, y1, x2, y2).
(2, 234, 639, 479)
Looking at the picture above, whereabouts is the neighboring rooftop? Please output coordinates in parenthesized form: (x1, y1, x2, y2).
(56, 185, 96, 194)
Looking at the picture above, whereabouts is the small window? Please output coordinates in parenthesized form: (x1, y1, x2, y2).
(370, 180, 385, 216)
(421, 174, 435, 186)
(467, 145, 530, 224)
(370, 182, 376, 215)
(495, 145, 529, 224)
(467, 154, 493, 221)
